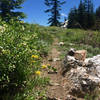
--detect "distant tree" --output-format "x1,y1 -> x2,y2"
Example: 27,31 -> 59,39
67,9 -> 74,28
0,0 -> 26,21
68,0 -> 95,29
44,0 -> 65,26
67,7 -> 80,28
78,0 -> 86,28
94,6 -> 100,30
96,6 -> 100,19
83,0 -> 95,28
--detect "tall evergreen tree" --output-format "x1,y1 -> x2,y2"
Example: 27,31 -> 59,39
67,7 -> 79,28
44,0 -> 65,26
68,0 -> 95,29
78,0 -> 86,28
67,8 -> 74,28
0,0 -> 26,21
94,6 -> 100,30
83,0 -> 95,28
96,6 -> 100,19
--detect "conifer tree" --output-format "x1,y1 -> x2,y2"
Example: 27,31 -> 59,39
67,7 -> 79,28
0,0 -> 26,21
96,6 -> 100,19
78,0 -> 86,28
83,0 -> 95,28
44,0 -> 65,26
68,0 -> 95,29
95,6 -> 100,29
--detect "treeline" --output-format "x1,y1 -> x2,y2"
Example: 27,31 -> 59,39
67,0 -> 100,30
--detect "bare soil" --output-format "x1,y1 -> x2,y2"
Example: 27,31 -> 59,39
43,38 -> 72,100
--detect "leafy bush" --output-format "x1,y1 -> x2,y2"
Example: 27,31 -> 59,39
0,19 -> 53,99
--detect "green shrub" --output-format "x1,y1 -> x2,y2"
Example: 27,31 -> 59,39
0,20 -> 53,99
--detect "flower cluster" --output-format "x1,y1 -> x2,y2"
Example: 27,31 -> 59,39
31,55 -> 39,59
32,60 -> 36,63
35,71 -> 41,75
31,54 -> 51,76
34,64 -> 51,76
41,65 -> 47,69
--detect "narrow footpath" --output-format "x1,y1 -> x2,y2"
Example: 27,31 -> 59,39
43,38 -> 71,100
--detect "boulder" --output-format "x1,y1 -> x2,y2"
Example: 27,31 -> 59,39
62,54 -> 100,98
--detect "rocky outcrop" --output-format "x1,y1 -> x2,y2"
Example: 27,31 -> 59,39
62,54 -> 100,98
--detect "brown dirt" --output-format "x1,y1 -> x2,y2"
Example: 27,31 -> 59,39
42,38 -> 85,100
42,38 -> 72,100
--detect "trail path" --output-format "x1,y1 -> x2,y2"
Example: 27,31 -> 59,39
43,38 -> 70,100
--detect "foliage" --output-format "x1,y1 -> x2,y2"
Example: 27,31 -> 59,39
68,0 -> 95,29
94,6 -> 100,30
67,7 -> 79,28
0,0 -> 26,21
96,6 -> 100,19
0,19 -> 53,100
44,0 -> 65,26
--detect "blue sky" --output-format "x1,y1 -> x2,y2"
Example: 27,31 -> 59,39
18,0 -> 100,26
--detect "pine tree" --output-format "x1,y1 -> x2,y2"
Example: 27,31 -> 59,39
67,7 -> 79,28
78,0 -> 86,28
0,0 -> 26,21
96,6 -> 100,19
83,0 -> 95,28
44,0 -> 65,26
67,8 -> 74,28
95,6 -> 100,30
68,0 -> 95,29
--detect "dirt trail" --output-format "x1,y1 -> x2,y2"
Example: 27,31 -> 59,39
43,38 -> 70,100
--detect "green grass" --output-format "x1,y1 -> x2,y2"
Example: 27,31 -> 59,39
54,28 -> 100,59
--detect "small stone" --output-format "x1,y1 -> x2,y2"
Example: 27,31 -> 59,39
49,81 -> 60,86
58,42 -> 64,46
82,80 -> 87,85
53,58 -> 60,61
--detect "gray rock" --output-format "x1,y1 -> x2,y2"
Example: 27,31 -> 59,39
62,54 -> 100,98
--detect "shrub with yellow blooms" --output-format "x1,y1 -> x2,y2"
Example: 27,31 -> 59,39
31,55 -> 39,59
0,19 -> 53,100
42,65 -> 47,69
32,60 -> 36,63
35,71 -> 41,76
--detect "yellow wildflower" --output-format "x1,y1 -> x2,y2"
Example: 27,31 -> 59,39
32,61 -> 36,63
35,71 -> 41,75
31,55 -> 39,59
42,65 -> 47,69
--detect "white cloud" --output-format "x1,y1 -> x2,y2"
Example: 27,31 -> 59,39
61,13 -> 68,17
